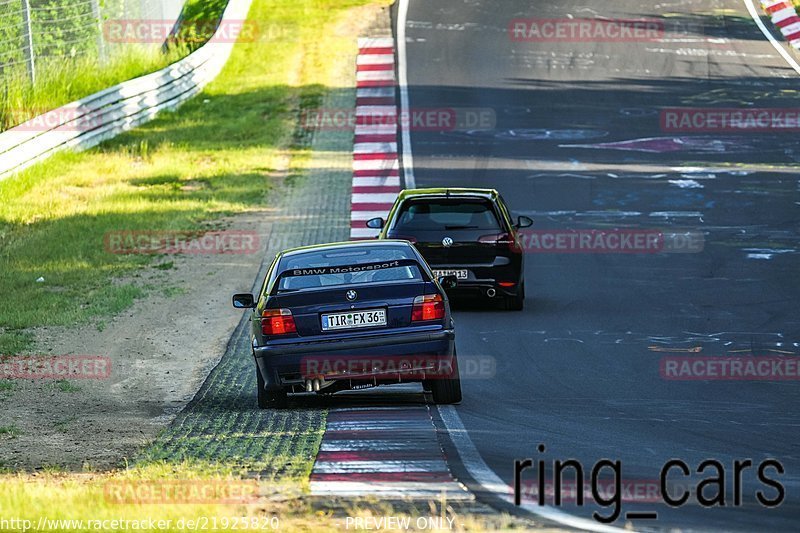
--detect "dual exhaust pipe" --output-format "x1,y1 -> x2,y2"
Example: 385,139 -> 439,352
305,378 -> 324,392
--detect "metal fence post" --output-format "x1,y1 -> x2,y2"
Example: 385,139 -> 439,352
91,0 -> 106,64
20,0 -> 35,84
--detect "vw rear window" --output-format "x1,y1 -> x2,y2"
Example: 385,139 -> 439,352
393,198 -> 501,231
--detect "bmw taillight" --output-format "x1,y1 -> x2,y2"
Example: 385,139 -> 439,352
479,232 -> 522,253
411,294 -> 445,322
261,308 -> 297,336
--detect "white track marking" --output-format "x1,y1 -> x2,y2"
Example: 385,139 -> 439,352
310,481 -> 471,499
354,142 -> 398,153
743,0 -> 800,74
352,192 -> 400,203
357,87 -> 396,98
357,54 -> 396,65
437,406 -> 632,532
313,460 -> 448,473
352,176 -> 401,187
357,70 -> 397,82
353,160 -> 399,172
355,123 -> 398,135
397,0 -> 416,189
358,37 -> 395,48
350,228 -> 382,238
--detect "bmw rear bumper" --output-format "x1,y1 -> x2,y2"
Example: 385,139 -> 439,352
254,327 -> 455,392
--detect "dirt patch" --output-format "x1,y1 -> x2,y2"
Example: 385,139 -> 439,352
0,2 -> 393,472
0,210 -> 274,470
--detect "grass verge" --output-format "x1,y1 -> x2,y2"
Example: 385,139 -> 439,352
0,468 -> 515,532
0,0 -> 230,131
0,0 -> 383,355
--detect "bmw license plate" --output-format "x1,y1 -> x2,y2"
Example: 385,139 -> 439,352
433,269 -> 468,280
322,309 -> 387,331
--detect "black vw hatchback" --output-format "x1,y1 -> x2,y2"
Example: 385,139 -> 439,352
233,240 -> 461,408
368,188 -> 532,310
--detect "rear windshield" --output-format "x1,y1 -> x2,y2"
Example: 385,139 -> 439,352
393,198 -> 501,231
276,246 -> 422,291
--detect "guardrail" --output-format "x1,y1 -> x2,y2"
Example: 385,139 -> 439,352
0,0 -> 253,182
761,0 -> 800,49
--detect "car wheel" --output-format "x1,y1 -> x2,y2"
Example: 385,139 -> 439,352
505,282 -> 525,311
257,368 -> 287,409
430,348 -> 462,404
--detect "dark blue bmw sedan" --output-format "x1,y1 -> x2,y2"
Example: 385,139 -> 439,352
232,240 -> 461,408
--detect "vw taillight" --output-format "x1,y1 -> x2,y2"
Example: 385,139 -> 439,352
261,308 -> 297,336
412,294 -> 445,322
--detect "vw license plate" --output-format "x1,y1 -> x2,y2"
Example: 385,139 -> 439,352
433,269 -> 468,280
322,309 -> 387,331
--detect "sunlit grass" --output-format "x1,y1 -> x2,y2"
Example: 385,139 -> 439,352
0,467 -> 508,533
0,0 -> 385,354
0,0 -> 230,131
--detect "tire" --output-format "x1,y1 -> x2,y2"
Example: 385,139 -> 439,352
430,349 -> 462,404
257,368 -> 287,409
505,282 -> 525,311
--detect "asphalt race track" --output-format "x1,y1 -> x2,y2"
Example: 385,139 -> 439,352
396,0 -> 800,530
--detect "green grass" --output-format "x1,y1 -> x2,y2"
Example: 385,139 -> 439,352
0,466 -> 509,533
0,330 -> 33,355
53,380 -> 82,393
0,0 -> 230,131
0,424 -> 21,438
0,0 -> 384,355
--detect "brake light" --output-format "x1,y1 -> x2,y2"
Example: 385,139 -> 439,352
498,281 -> 516,288
411,294 -> 445,321
261,308 -> 297,336
479,232 -> 522,253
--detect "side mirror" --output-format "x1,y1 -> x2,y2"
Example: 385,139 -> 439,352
366,217 -> 385,229
232,293 -> 256,309
438,275 -> 458,290
516,215 -> 533,229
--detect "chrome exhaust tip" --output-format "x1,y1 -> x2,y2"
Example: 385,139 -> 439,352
486,288 -> 496,298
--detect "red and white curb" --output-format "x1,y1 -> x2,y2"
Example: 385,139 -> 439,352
310,407 -> 471,499
310,36 -> 469,503
762,0 -> 800,49
351,37 -> 402,240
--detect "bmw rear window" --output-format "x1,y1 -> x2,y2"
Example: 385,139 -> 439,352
392,198 -> 501,231
276,246 -> 423,291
